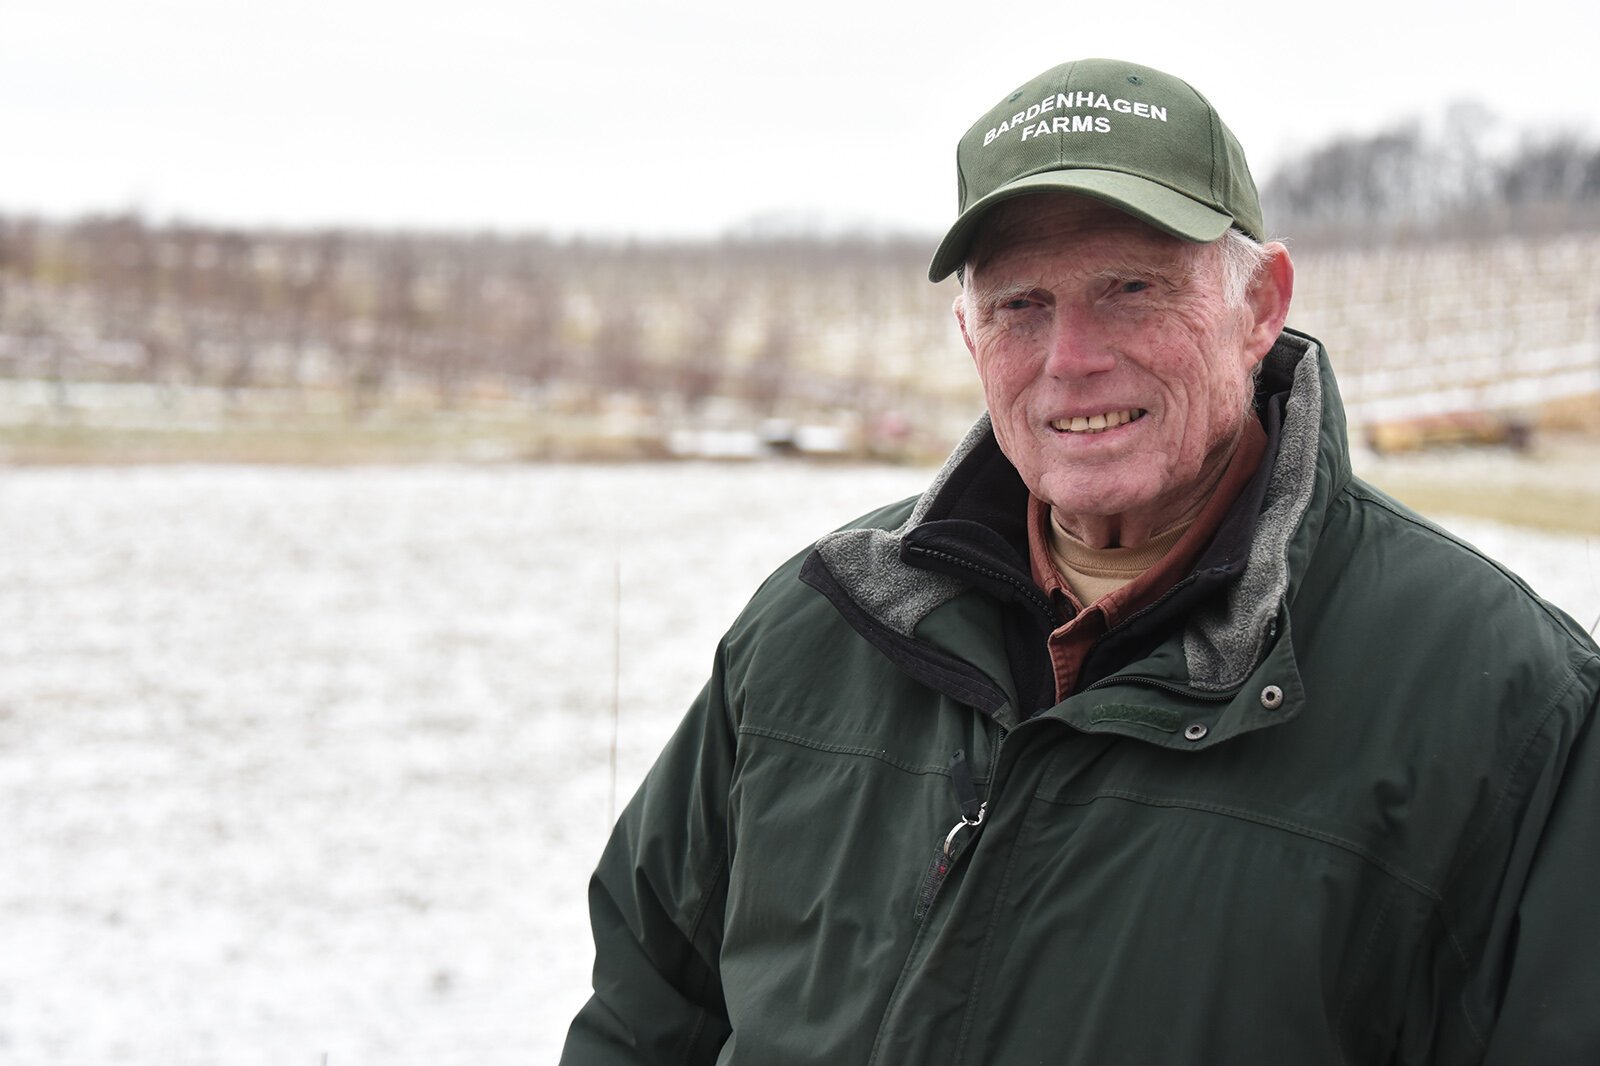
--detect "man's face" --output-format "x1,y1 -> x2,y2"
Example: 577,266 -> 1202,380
955,194 -> 1274,544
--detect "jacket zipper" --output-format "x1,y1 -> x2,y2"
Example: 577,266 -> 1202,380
913,735 -> 1006,923
906,545 -> 1061,631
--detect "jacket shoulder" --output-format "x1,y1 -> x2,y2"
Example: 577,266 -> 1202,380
1335,476 -> 1598,652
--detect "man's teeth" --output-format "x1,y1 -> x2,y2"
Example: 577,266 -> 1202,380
1051,409 -> 1142,434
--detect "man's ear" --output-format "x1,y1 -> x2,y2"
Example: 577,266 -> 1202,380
1243,243 -> 1295,363
953,292 -> 978,362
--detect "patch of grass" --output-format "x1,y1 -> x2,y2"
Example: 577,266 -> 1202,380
1364,474 -> 1600,536
0,414 -> 669,465
0,422 -> 498,465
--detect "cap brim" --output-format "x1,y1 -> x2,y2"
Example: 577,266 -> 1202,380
927,169 -> 1235,282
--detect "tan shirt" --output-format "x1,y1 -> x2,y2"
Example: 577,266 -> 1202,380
1048,517 -> 1191,607
1027,417 -> 1269,702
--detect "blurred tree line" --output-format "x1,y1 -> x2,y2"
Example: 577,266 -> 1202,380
0,219 -> 961,426
1262,105 -> 1600,241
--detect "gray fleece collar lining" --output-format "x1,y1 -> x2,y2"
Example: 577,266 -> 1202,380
1183,332 -> 1323,690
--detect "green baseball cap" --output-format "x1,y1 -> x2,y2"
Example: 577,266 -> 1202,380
928,58 -> 1264,282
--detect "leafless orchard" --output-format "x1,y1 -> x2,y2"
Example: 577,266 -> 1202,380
2,117 -> 1597,457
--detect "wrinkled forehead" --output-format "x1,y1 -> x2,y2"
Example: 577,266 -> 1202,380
966,192 -> 1200,280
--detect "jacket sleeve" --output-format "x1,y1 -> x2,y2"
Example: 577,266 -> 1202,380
1471,656 -> 1600,1064
559,641 -> 736,1066
1433,646 -> 1600,1062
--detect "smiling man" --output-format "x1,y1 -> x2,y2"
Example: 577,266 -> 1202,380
562,59 -> 1600,1065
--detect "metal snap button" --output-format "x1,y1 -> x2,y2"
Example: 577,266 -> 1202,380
1183,723 -> 1208,741
1260,685 -> 1284,710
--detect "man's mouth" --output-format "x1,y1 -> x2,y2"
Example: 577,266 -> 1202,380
1049,409 -> 1145,435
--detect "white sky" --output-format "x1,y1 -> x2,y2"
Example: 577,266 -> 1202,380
5,0 -> 1598,238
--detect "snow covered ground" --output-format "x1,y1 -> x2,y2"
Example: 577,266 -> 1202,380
2,462 -> 1596,1065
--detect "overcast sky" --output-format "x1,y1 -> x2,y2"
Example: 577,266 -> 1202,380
5,0 -> 1597,238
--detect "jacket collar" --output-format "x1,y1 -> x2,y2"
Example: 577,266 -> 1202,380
808,328 -> 1345,727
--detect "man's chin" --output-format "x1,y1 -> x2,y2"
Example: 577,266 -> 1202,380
1033,475 -> 1158,525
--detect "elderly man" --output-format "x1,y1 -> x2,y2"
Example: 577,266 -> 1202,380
561,59 -> 1600,1064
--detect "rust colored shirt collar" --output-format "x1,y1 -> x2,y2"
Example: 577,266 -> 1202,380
1026,415 -> 1270,703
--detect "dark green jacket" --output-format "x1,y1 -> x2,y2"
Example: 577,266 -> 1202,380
561,330 -> 1600,1065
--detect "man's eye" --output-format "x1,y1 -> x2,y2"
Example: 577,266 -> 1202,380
1118,280 -> 1150,294
1001,298 -> 1033,310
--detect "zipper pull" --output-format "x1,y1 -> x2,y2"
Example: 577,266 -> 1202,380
944,748 -> 987,857
916,749 -> 988,922
942,803 -> 987,857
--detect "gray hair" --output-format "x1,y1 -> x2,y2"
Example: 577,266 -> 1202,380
1215,228 -> 1273,310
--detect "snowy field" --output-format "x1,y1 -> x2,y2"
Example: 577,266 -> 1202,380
3,462 -> 1598,1065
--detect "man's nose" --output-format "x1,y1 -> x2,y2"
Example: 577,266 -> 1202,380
1042,308 -> 1117,378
